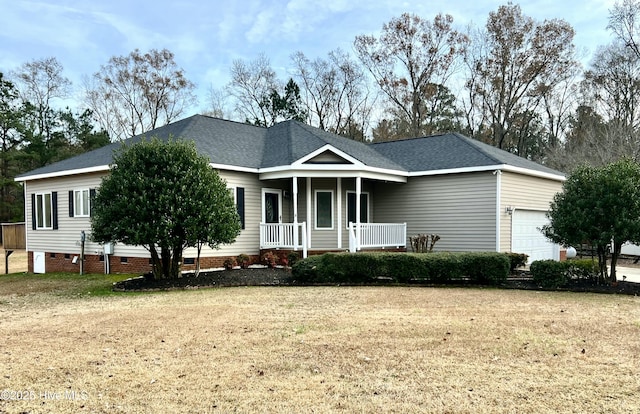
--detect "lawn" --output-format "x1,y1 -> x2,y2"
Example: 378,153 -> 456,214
0,273 -> 639,413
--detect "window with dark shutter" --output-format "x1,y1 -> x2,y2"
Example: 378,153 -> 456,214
236,187 -> 245,230
69,190 -> 74,217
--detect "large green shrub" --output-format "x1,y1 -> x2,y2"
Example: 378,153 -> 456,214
291,252 -> 509,285
530,260 -> 570,288
461,253 -> 510,284
566,259 -> 599,282
530,259 -> 601,288
505,253 -> 529,272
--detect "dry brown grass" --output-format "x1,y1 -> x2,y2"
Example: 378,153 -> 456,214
0,247 -> 27,274
0,281 -> 639,413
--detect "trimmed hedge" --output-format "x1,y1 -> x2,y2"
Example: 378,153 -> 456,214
530,258 -> 599,288
290,252 -> 509,285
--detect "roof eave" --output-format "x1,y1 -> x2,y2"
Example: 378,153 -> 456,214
15,165 -> 111,182
408,164 -> 566,181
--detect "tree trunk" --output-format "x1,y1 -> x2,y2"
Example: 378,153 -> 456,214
610,241 -> 622,284
597,244 -> 608,285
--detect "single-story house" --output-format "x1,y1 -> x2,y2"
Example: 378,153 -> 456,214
15,115 -> 565,274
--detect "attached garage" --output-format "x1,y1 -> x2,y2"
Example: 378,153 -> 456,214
511,209 -> 559,264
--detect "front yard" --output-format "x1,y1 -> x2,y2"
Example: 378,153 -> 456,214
0,273 -> 639,413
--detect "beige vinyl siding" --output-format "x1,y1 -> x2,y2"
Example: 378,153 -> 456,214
308,178 -> 338,249
499,172 -> 563,253
374,172 -> 497,252
25,169 -> 264,259
25,172 -> 122,256
184,170 -> 263,258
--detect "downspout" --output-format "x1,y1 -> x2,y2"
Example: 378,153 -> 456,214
493,170 -> 502,252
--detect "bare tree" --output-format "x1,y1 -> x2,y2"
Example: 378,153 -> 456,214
202,85 -> 231,119
464,4 -> 579,158
227,54 -> 279,126
354,13 -> 468,139
609,0 -> 640,58
584,43 -> 640,130
292,49 -> 376,140
84,48 -> 196,140
12,57 -> 71,144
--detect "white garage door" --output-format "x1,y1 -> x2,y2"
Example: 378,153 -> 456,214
512,210 -> 559,264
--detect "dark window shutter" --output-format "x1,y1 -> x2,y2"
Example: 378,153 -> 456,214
52,192 -> 58,230
69,190 -> 74,217
31,193 -> 36,230
236,187 -> 245,230
89,188 -> 96,217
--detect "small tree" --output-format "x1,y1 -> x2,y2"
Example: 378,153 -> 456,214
543,159 -> 640,283
91,138 -> 241,279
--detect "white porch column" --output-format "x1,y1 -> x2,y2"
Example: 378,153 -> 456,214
306,177 -> 312,249
356,176 -> 361,251
293,176 -> 298,250
494,170 -> 502,252
337,177 -> 342,249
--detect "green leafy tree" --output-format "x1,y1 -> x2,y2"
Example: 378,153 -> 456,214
91,138 -> 241,279
254,78 -> 307,126
0,72 -> 25,222
543,159 -> 640,283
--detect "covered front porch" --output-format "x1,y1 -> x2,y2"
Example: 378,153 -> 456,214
257,175 -> 407,258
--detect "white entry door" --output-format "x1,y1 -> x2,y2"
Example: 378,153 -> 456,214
33,251 -> 45,273
512,210 -> 559,264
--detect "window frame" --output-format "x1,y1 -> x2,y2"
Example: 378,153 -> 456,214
346,191 -> 370,228
314,189 -> 334,230
35,192 -> 53,230
73,189 -> 91,217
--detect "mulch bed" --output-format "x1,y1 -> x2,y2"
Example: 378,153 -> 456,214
112,267 -> 640,295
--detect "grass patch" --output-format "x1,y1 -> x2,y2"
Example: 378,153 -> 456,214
0,276 -> 639,412
0,272 -> 137,298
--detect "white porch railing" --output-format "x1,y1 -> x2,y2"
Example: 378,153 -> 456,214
349,222 -> 407,252
260,222 -> 308,258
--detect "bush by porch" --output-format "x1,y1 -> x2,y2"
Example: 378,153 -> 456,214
291,251 -> 510,285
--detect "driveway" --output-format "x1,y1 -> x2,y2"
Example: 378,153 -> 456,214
616,266 -> 640,283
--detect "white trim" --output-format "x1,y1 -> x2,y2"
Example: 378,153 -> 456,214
306,177 -> 312,248
292,144 -> 363,167
337,178 -> 342,249
494,170 -> 502,252
15,165 -> 110,182
260,168 -> 407,183
73,189 -> 91,218
408,164 -> 565,182
209,163 -> 259,174
35,192 -> 53,230
314,189 -> 334,230
261,188 -> 282,224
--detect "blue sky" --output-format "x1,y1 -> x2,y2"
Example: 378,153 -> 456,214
1,0 -> 618,114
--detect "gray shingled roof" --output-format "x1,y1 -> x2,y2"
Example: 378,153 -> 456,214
16,115 -> 564,180
370,132 -> 564,176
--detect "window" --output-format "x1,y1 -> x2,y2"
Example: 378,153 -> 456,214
69,189 -> 94,217
347,192 -> 369,227
35,193 -> 53,229
315,190 -> 333,230
74,189 -> 90,217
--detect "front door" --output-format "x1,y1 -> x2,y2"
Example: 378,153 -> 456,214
262,189 -> 282,245
263,189 -> 282,224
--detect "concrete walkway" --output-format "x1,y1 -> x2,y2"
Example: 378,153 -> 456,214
616,267 -> 640,283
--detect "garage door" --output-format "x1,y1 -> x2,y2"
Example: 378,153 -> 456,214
512,210 -> 559,264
